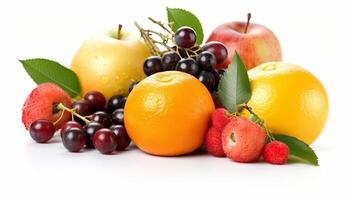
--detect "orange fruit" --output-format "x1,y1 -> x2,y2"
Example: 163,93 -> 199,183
124,71 -> 215,156
246,62 -> 329,144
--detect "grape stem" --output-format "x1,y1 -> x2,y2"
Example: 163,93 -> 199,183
134,18 -> 198,59
135,21 -> 163,56
148,17 -> 174,34
56,103 -> 91,124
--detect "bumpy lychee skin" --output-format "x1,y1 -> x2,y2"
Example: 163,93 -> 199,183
22,83 -> 72,130
205,127 -> 226,157
222,118 -> 266,163
211,108 -> 231,131
263,141 -> 289,165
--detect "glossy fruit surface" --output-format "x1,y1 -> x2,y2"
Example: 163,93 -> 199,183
110,125 -> 131,151
72,100 -> 93,123
125,71 -> 215,156
143,56 -> 162,76
60,121 -> 83,138
196,51 -> 216,70
84,91 -> 106,111
29,119 -> 55,143
174,27 -> 197,48
175,58 -> 199,76
107,95 -> 126,113
93,128 -> 118,154
246,62 -> 329,144
91,111 -> 111,128
197,71 -> 216,92
84,122 -> 104,148
162,52 -> 180,71
201,41 -> 228,66
62,127 -> 86,152
111,109 -> 124,125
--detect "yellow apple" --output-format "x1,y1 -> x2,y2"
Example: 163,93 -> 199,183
71,27 -> 150,100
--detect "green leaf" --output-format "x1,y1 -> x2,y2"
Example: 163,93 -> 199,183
217,51 -> 251,112
19,58 -> 81,97
167,7 -> 204,44
273,134 -> 319,166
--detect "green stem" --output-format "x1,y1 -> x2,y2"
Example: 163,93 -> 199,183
241,104 -> 275,141
56,103 -> 90,124
134,21 -> 161,56
148,17 -> 174,34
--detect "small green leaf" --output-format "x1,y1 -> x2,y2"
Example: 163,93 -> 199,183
217,51 -> 251,112
273,134 -> 319,166
167,7 -> 204,44
19,58 -> 81,97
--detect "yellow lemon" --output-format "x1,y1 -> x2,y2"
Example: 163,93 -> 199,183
247,62 -> 328,144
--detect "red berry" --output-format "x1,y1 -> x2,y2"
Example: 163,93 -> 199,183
110,125 -> 131,151
263,141 -> 289,165
62,127 -> 86,152
91,111 -> 111,128
93,128 -> 118,154
84,122 -> 104,148
72,100 -> 93,121
222,118 -> 266,163
60,121 -> 83,138
84,91 -> 106,111
22,83 -> 72,130
204,127 -> 225,157
29,119 -> 55,143
211,108 -> 231,131
201,41 -> 228,66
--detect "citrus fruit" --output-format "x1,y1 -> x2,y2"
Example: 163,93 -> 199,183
71,29 -> 150,100
246,62 -> 329,144
124,71 -> 215,156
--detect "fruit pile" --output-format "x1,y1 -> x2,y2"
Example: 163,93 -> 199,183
19,7 -> 328,166
206,108 -> 288,164
141,26 -> 228,92
23,83 -> 131,154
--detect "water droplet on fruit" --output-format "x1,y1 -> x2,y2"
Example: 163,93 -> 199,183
262,64 -> 277,71
100,75 -> 109,84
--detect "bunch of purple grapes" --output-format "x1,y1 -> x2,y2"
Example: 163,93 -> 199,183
143,26 -> 228,92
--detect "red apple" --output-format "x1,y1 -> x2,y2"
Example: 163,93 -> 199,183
207,13 -> 282,70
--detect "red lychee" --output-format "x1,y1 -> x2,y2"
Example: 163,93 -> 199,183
22,83 -> 72,130
222,118 -> 266,163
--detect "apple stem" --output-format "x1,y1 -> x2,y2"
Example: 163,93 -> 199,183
244,13 -> 252,34
117,24 -> 123,40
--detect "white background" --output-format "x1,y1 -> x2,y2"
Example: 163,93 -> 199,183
1,0 -> 349,199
